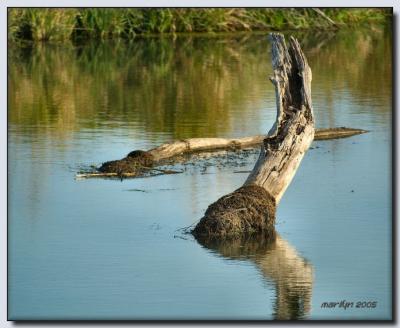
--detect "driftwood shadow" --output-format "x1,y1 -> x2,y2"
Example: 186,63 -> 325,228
195,232 -> 314,320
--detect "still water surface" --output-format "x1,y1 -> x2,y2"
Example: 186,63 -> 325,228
8,27 -> 392,320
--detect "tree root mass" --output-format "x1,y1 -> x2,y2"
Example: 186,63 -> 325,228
192,185 -> 276,237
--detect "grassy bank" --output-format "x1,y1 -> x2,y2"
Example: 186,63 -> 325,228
8,8 -> 391,42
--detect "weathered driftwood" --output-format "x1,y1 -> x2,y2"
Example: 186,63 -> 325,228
138,127 -> 365,159
85,127 -> 366,178
192,33 -> 314,237
195,232 -> 313,320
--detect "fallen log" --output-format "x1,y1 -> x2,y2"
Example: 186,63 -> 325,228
192,33 -> 314,237
88,127 -> 366,178
136,127 -> 365,159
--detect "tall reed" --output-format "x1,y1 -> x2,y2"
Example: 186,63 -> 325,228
8,8 -> 391,42
8,8 -> 78,41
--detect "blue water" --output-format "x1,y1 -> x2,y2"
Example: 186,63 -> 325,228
8,27 -> 392,320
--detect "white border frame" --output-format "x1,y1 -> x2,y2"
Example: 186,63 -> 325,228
1,3 -> 398,327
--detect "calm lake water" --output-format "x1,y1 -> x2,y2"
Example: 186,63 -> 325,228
8,26 -> 392,320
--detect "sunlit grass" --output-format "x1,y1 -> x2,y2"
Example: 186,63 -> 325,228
8,8 -> 78,42
8,8 -> 391,42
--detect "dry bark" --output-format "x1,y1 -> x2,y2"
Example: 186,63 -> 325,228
136,128 -> 365,161
193,33 -> 315,237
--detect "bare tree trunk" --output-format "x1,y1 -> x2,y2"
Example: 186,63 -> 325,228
243,33 -> 314,204
192,33 -> 314,237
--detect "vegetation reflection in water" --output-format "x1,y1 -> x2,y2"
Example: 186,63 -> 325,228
8,25 -> 391,142
195,232 -> 313,320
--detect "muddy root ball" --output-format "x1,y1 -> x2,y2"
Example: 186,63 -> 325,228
192,185 -> 276,237
98,150 -> 154,174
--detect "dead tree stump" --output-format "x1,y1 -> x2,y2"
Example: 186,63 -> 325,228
192,33 -> 315,237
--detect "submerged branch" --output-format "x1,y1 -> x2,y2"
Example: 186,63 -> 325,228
313,127 -> 367,140
76,167 -> 183,180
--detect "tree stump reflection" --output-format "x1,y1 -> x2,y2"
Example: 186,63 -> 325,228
195,232 -> 314,320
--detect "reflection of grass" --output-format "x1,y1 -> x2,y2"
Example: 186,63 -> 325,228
305,25 -> 392,109
8,8 -> 391,42
8,35 -> 270,139
8,27 -> 391,140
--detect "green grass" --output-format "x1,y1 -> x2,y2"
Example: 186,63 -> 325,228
8,8 -> 392,42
